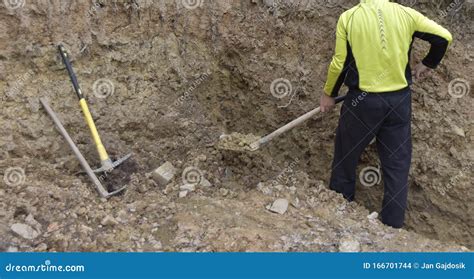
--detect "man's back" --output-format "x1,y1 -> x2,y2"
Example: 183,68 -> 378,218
324,0 -> 452,96
321,0 -> 453,229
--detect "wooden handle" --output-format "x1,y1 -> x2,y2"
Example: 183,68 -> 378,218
257,95 -> 346,147
40,97 -> 110,198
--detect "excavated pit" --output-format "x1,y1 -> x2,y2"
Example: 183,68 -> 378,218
0,0 -> 472,252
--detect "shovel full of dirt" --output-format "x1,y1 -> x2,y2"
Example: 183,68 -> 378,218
217,95 -> 346,152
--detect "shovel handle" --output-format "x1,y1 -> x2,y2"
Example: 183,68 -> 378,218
256,95 -> 346,147
57,44 -> 111,164
58,44 -> 84,100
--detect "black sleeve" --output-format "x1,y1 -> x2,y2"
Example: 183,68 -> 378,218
413,31 -> 450,69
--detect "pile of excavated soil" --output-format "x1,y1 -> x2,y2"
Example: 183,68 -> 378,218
216,132 -> 260,151
0,0 -> 472,252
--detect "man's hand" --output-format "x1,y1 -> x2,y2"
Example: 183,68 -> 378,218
412,62 -> 431,81
320,94 -> 336,113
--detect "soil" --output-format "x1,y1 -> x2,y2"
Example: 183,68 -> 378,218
0,0 -> 472,252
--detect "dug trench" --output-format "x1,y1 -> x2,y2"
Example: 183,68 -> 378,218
0,0 -> 472,251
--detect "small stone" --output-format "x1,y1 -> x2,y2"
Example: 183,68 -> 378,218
11,223 -> 40,239
25,214 -> 41,231
196,154 -> 207,162
137,183 -> 148,193
101,215 -> 119,226
291,197 -> 300,208
36,243 -> 48,251
179,191 -> 188,198
367,212 -> 379,220
7,246 -> 18,252
220,188 -> 229,196
199,177 -> 212,187
452,125 -> 465,137
46,222 -> 59,233
268,199 -> 289,215
152,162 -> 177,186
339,238 -> 361,252
77,207 -> 87,216
180,184 -> 196,192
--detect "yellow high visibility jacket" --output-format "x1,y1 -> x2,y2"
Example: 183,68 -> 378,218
324,0 -> 452,96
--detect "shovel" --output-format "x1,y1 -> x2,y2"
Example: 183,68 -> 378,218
58,44 -> 131,173
248,95 -> 346,151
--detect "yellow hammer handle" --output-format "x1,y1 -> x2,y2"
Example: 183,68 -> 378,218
79,99 -> 110,162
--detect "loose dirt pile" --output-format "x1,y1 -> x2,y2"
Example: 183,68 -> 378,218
216,132 -> 260,151
0,0 -> 472,252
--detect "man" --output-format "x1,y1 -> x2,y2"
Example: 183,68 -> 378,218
321,0 -> 452,228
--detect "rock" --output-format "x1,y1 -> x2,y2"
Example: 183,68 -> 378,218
179,190 -> 188,198
199,177 -> 212,187
36,243 -> 48,251
101,215 -> 119,226
451,125 -> 465,137
11,223 -> 40,239
268,199 -> 289,215
219,188 -> 229,196
180,184 -> 196,192
46,222 -> 59,233
291,197 -> 300,208
339,238 -> 361,252
77,207 -> 87,216
7,246 -> 18,252
367,212 -> 379,220
25,214 -> 41,231
137,183 -> 148,193
196,154 -> 207,162
152,162 -> 177,186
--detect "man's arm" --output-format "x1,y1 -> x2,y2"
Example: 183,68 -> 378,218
321,14 -> 349,112
323,14 -> 349,97
406,7 -> 453,69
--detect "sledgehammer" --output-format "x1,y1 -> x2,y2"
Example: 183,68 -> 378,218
249,95 -> 346,151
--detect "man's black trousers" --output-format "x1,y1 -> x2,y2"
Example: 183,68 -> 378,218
329,89 -> 412,228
